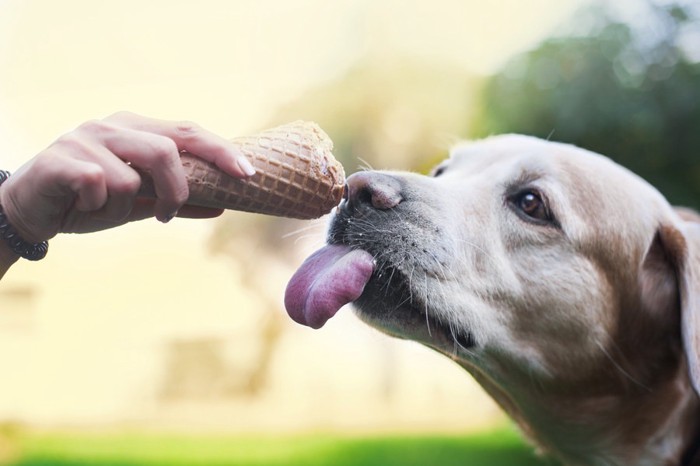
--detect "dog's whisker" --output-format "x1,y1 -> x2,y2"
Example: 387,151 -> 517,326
424,275 -> 432,338
292,233 -> 327,245
389,296 -> 413,318
407,264 -> 416,305
456,238 -> 501,271
382,266 -> 398,297
448,321 -> 472,353
356,157 -> 375,172
427,251 -> 457,283
281,221 -> 325,239
595,341 -> 651,392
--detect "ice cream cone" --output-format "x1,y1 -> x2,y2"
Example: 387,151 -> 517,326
138,121 -> 345,219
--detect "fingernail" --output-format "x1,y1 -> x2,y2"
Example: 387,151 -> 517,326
161,211 -> 178,223
239,157 -> 256,177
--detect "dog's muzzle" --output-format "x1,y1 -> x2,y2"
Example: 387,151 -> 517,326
284,171 -> 407,328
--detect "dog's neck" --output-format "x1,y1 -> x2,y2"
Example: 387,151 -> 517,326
461,358 -> 700,466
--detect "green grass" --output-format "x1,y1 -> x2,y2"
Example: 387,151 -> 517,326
2,426 -> 559,466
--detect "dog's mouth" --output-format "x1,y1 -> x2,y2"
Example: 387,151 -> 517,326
352,262 -> 476,349
284,226 -> 475,350
284,243 -> 375,329
285,179 -> 476,350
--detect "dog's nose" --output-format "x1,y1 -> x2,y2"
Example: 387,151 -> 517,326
344,172 -> 403,210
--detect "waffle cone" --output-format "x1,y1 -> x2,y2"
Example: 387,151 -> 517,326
139,121 -> 345,219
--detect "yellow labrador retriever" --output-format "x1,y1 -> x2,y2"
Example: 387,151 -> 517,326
285,135 -> 700,466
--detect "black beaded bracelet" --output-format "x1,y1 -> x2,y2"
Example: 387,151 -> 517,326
0,170 -> 49,261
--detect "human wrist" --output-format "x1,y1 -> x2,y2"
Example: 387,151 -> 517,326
0,171 -> 49,261
0,233 -> 20,280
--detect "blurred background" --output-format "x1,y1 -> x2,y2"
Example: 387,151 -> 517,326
0,0 -> 698,464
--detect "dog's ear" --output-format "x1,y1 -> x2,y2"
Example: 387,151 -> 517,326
641,219 -> 700,395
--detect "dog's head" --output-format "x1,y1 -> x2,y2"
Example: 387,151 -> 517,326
285,134 -> 700,463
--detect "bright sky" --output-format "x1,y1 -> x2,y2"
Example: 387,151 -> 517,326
0,0 -> 586,427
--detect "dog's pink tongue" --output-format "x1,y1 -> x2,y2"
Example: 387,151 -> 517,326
285,245 -> 374,329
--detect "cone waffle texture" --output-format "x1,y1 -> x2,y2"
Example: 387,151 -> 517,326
141,121 -> 345,219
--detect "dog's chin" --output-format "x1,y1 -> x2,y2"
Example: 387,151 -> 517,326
326,200 -> 475,352
350,264 -> 476,352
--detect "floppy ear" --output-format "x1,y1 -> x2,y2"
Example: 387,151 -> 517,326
645,220 -> 700,395
676,222 -> 700,396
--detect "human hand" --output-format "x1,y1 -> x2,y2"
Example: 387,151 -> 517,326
0,111 -> 255,243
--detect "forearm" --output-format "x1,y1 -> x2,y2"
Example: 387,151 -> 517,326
0,239 -> 19,280
0,179 -> 20,279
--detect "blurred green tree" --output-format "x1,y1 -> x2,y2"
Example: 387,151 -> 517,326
473,0 -> 700,208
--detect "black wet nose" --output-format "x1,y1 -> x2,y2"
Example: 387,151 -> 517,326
344,172 -> 403,210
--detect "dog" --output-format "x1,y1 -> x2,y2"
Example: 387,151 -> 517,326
285,134 -> 700,466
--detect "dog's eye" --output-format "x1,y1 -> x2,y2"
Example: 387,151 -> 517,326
513,190 -> 552,223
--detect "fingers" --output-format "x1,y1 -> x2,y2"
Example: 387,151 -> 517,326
51,125 -> 166,221
8,112 -> 244,240
65,114 -> 248,223
0,154 -> 111,242
59,139 -> 142,220
98,126 -> 188,222
57,158 -> 109,213
127,199 -> 224,223
104,111 -> 256,178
